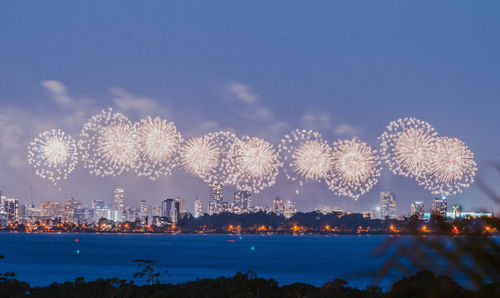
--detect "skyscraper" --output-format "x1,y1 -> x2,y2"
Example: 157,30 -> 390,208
380,192 -> 397,219
283,201 -> 297,219
431,197 -> 448,217
139,200 -> 148,225
209,184 -> 223,215
411,201 -> 425,219
162,199 -> 174,218
162,198 -> 184,223
114,189 -> 125,222
4,198 -> 19,222
233,191 -> 252,214
272,198 -> 285,215
194,199 -> 203,218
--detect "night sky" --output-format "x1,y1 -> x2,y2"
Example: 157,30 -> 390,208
0,1 -> 499,215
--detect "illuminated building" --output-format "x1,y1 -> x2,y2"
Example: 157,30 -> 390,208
380,192 -> 397,219
63,198 -> 82,222
41,201 -> 63,219
194,199 -> 203,218
272,198 -> 285,215
411,201 -> 425,219
423,211 -> 492,220
208,184 -> 223,215
233,191 -> 251,214
315,205 -> 343,215
162,198 -> 184,223
139,200 -> 148,225
283,200 -> 297,219
4,198 -> 20,222
92,200 -> 105,210
113,189 -> 125,222
431,197 -> 447,217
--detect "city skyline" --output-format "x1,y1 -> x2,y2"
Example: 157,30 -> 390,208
0,2 -> 499,215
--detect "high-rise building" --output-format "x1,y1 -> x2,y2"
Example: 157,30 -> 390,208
380,192 -> 397,219
411,201 -> 425,219
41,201 -> 63,219
162,198 -> 184,223
272,198 -> 285,215
139,200 -> 148,225
162,199 -> 174,218
64,198 -> 82,222
209,184 -> 223,215
114,189 -> 125,222
431,197 -> 447,217
283,201 -> 297,219
4,198 -> 19,222
233,191 -> 252,214
92,200 -> 105,210
194,199 -> 203,218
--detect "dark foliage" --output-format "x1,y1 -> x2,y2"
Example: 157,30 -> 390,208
0,270 -> 497,298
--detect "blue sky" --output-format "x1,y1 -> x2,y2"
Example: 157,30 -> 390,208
0,1 -> 499,215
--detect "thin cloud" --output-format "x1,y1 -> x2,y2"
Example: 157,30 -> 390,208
226,82 -> 274,122
301,109 -> 360,137
110,87 -> 160,117
40,80 -> 73,106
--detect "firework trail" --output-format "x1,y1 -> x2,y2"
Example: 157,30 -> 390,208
28,129 -> 78,184
230,136 -> 281,193
180,131 -> 238,187
278,129 -> 332,194
135,116 -> 183,180
420,137 -> 477,196
78,108 -> 138,176
379,117 -> 438,180
326,138 -> 381,200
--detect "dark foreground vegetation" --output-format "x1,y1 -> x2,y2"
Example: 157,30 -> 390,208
0,270 -> 499,298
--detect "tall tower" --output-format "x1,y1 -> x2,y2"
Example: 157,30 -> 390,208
114,189 -> 125,222
209,184 -> 223,215
431,197 -> 447,217
234,191 -> 252,214
411,201 -> 425,219
194,199 -> 203,218
380,192 -> 397,219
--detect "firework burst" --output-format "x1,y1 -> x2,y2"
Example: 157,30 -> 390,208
326,138 -> 381,200
180,131 -> 238,186
379,117 -> 438,180
28,129 -> 78,184
278,129 -> 332,193
79,108 -> 138,176
230,136 -> 281,193
135,116 -> 183,180
420,137 -> 477,196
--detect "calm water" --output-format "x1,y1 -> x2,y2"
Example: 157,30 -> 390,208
0,233 -> 413,288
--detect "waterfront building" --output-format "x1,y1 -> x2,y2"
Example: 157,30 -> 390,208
41,201 -> 63,219
194,199 -> 203,218
113,189 -> 125,222
380,192 -> 397,219
272,198 -> 285,215
411,201 -> 425,219
63,198 -> 82,222
431,197 -> 447,217
283,201 -> 297,219
361,211 -> 372,219
92,200 -> 105,210
139,200 -> 148,225
316,205 -> 343,215
3,198 -> 20,222
208,184 -> 223,215
233,191 -> 252,214
162,198 -> 184,223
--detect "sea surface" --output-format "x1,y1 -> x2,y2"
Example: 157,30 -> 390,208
0,233 -> 450,289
